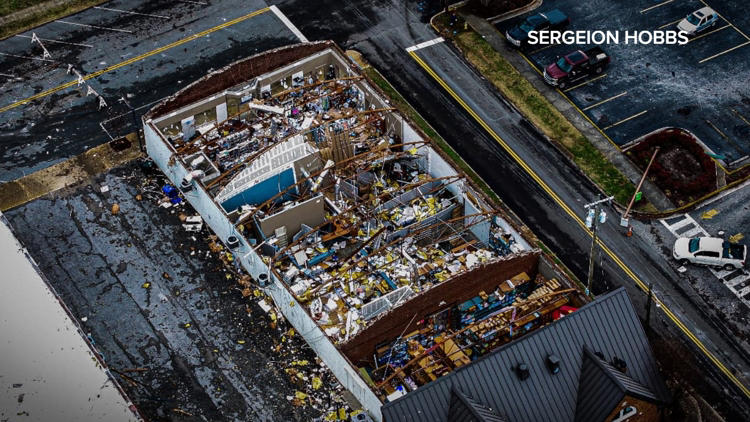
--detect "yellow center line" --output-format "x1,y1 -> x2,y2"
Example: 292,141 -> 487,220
407,49 -> 750,399
686,24 -> 731,43
564,73 -> 607,92
0,7 -> 271,115
699,40 -> 750,63
602,110 -> 648,130
582,91 -> 627,111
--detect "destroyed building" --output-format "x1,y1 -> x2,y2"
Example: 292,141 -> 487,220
142,41 -> 591,421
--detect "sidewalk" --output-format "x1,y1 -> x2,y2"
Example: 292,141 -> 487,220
0,134 -> 142,211
461,13 -> 674,211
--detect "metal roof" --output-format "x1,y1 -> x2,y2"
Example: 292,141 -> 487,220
381,288 -> 670,422
448,387 -> 507,422
575,347 -> 661,422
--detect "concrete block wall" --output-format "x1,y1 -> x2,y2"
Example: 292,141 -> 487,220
144,121 -> 384,421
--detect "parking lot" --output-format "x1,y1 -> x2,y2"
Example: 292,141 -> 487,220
0,0 -> 301,181
498,0 -> 750,169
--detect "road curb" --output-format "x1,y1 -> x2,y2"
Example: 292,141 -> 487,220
0,0 -> 108,41
487,0 -> 543,24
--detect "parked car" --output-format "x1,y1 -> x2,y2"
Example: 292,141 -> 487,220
673,237 -> 747,270
542,47 -> 610,89
677,7 -> 719,35
505,9 -> 570,48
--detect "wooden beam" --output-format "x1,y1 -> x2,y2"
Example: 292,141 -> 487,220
204,107 -> 395,190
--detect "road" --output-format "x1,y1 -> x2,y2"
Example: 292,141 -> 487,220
272,0 -> 750,417
0,0 -> 298,181
1,0 -> 748,419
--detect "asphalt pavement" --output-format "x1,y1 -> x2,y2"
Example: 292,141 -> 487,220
0,0 -> 299,181
4,161 -> 346,421
501,0 -> 750,167
274,0 -> 750,416
2,0 -> 749,419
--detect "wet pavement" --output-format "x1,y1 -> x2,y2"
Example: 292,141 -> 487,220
0,0 -> 299,181
650,180 -> 750,322
275,0 -> 750,416
2,0 -> 749,419
4,161 -> 352,421
500,0 -> 750,166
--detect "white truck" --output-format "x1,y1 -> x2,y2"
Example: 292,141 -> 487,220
673,237 -> 747,270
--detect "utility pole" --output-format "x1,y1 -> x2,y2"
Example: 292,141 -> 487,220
119,96 -> 143,151
584,195 -> 614,296
621,147 -> 660,233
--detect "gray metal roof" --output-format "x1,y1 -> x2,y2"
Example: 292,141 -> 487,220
381,288 -> 670,422
575,347 -> 660,422
448,387 -> 507,422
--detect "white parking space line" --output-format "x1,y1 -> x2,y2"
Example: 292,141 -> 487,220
698,178 -> 750,209
683,226 -> 709,238
732,108 -> 750,128
686,24 -> 731,43
699,40 -> 750,63
698,0 -> 750,40
657,18 -> 683,29
269,5 -> 308,42
55,20 -> 133,33
640,0 -> 673,14
14,34 -> 93,48
528,43 -> 558,54
0,52 -> 58,63
94,6 -> 170,20
659,214 -> 708,237
582,91 -> 627,111
726,274 -> 750,289
405,37 -> 445,52
602,110 -> 648,130
176,0 -> 209,5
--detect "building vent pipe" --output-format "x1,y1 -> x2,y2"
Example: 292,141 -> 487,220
258,273 -> 269,287
227,235 -> 240,249
180,178 -> 193,192
516,363 -> 530,380
546,355 -> 560,374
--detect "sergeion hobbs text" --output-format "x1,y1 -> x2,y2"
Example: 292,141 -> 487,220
527,30 -> 689,45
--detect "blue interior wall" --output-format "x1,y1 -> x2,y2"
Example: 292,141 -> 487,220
220,168 -> 297,212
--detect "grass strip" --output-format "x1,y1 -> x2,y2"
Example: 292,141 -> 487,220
1,0 -> 107,40
363,66 -> 501,204
440,17 -> 635,205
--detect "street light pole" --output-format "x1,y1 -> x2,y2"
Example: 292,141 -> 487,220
584,195 -> 614,296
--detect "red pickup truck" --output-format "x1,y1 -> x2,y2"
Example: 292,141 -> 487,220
543,47 -> 610,89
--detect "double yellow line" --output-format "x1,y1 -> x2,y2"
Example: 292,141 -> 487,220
408,49 -> 750,399
0,7 -> 270,115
